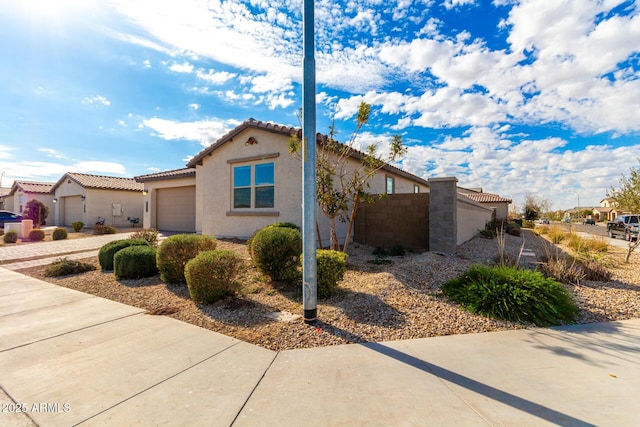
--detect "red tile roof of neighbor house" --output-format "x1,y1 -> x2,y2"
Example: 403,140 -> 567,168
134,168 -> 196,182
186,118 -> 430,186
9,181 -> 55,196
52,173 -> 143,192
461,191 -> 512,204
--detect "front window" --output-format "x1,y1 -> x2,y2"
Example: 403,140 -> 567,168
233,162 -> 274,209
414,184 -> 420,193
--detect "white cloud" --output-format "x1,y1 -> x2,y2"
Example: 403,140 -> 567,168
169,61 -> 194,73
195,69 -> 236,84
142,117 -> 234,147
82,95 -> 111,106
142,59 -> 151,68
443,0 -> 477,10
0,145 -> 14,160
0,160 -> 128,183
38,148 -> 65,159
189,103 -> 200,110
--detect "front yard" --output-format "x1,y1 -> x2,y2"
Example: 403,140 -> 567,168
17,231 -> 640,351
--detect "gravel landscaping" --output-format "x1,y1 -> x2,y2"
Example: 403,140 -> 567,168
17,230 -> 640,351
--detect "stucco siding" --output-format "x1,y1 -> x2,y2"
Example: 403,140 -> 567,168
457,196 -> 493,245
86,189 -> 143,227
198,128 -> 302,239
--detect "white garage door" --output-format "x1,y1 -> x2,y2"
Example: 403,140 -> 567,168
156,186 -> 196,232
63,196 -> 83,226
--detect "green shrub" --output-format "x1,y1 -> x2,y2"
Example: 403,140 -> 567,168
316,250 -> 348,298
247,222 -> 300,260
372,247 -> 388,256
98,239 -> 150,271
522,220 -> 536,229
52,228 -> 68,240
185,250 -> 245,303
93,225 -> 116,235
28,229 -> 45,241
3,231 -> 18,244
156,234 -> 217,284
44,258 -> 96,277
251,227 -> 302,281
506,226 -> 521,237
114,245 -> 158,279
388,244 -> 406,256
129,228 -> 159,247
442,264 -> 579,326
72,221 -> 84,232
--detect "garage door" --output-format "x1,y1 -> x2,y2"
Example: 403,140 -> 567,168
156,186 -> 196,232
63,196 -> 83,226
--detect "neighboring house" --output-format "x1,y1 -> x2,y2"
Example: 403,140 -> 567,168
51,173 -> 144,228
181,118 -> 430,245
0,187 -> 10,210
458,187 -> 512,220
135,168 -> 196,232
5,181 -> 55,221
595,197 -> 623,222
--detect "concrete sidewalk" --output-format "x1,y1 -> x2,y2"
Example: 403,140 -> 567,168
1,266 -> 639,426
0,233 -> 132,265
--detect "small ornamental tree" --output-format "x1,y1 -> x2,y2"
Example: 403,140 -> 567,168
23,199 -> 49,228
289,102 -> 406,251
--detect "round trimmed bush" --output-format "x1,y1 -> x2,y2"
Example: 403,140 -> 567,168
52,228 -> 68,240
3,230 -> 18,244
114,245 -> 158,279
156,234 -> 217,284
93,225 -> 117,235
442,265 -> 579,326
71,221 -> 84,232
98,239 -> 150,271
315,249 -> 348,298
247,222 -> 300,260
185,250 -> 245,303
251,226 -> 302,281
28,229 -> 45,241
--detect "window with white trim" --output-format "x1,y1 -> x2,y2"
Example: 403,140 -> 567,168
233,162 -> 275,209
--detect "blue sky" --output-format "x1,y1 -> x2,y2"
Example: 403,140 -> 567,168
1,0 -> 639,211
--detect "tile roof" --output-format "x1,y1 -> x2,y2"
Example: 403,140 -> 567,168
461,191 -> 512,204
134,168 -> 196,182
186,118 -> 430,186
52,173 -> 143,192
9,181 -> 55,196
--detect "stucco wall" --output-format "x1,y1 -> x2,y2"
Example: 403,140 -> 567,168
197,128 -> 427,242
54,180 -> 142,227
86,189 -> 143,227
10,192 -> 54,217
141,176 -> 196,230
9,191 -> 55,225
457,196 -> 493,245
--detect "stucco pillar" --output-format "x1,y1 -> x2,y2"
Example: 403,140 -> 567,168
428,177 -> 458,254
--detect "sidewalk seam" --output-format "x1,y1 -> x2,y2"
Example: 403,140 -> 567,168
0,384 -> 38,427
0,311 -> 145,353
229,351 -> 280,427
73,341 -> 244,426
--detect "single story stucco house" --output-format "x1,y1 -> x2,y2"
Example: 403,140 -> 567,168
136,118 -> 501,250
52,172 -> 144,228
4,181 -> 55,220
458,187 -> 512,221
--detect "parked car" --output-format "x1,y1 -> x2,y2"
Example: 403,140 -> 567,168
607,214 -> 640,241
583,218 -> 596,225
538,218 -> 550,224
0,210 -> 23,228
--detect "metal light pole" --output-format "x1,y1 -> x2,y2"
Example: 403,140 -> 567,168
302,0 -> 317,323
572,191 -> 580,222
571,190 -> 580,222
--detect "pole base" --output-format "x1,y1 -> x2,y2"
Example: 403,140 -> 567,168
303,309 -> 317,324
